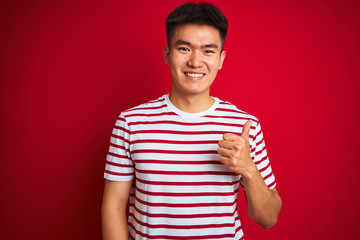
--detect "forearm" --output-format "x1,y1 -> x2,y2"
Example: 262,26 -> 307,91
102,180 -> 133,240
242,166 -> 282,229
102,204 -> 129,240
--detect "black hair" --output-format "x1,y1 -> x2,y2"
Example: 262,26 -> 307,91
166,2 -> 228,50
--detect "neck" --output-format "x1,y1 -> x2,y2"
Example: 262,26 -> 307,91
169,91 -> 214,113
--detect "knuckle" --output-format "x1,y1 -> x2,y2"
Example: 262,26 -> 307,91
230,152 -> 237,159
234,144 -> 241,151
229,158 -> 237,166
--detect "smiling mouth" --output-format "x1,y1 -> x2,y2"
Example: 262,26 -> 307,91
185,72 -> 205,77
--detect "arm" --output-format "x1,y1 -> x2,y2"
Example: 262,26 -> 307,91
242,167 -> 282,229
102,179 -> 133,240
218,120 -> 282,229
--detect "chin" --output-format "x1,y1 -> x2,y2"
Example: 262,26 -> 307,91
182,88 -> 209,96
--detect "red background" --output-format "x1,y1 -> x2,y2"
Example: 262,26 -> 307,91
1,0 -> 359,239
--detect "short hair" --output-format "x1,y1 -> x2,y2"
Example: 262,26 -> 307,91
166,2 -> 228,50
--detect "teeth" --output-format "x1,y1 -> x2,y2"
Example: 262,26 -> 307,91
186,73 -> 204,77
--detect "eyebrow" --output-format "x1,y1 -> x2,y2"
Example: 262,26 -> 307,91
175,40 -> 219,49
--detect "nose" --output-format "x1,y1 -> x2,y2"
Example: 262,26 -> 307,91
187,50 -> 203,68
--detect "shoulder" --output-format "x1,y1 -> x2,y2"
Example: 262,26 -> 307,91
215,97 -> 260,125
124,95 -> 166,112
118,95 -> 168,120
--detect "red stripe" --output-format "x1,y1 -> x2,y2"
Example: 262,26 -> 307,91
113,125 -> 130,134
132,204 -> 237,218
131,149 -> 218,155
109,143 -> 129,151
268,180 -> 276,188
255,138 -> 264,147
131,139 -> 219,145
135,186 -> 239,197
254,155 -> 267,165
254,127 -> 262,139
262,172 -> 273,181
148,98 -> 165,104
132,159 -> 221,165
135,168 -> 237,176
125,112 -> 177,118
131,129 -> 253,137
216,107 -> 247,114
111,134 -> 130,144
125,104 -> 167,112
235,225 -> 244,238
132,129 -> 224,135
129,212 -> 237,229
133,194 -> 238,208
255,146 -> 266,156
106,160 -> 133,168
258,162 -> 271,173
118,116 -> 126,122
136,177 -> 240,186
104,170 -> 133,176
204,114 -> 258,122
128,120 -> 247,128
219,101 -> 233,106
107,152 -> 129,159
128,221 -> 239,239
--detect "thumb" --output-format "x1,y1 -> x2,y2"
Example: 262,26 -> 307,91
241,120 -> 253,139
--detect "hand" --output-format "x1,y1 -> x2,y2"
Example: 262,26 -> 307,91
217,120 -> 256,175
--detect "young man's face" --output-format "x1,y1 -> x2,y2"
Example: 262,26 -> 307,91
164,23 -> 226,98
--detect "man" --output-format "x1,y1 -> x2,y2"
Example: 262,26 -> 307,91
102,2 -> 282,239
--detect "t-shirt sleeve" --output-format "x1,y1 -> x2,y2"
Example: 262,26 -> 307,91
104,112 -> 135,181
249,120 -> 276,189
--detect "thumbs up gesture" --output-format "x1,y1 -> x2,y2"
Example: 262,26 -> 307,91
217,120 -> 257,175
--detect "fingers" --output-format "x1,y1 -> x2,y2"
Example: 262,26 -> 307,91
218,139 -> 246,158
241,120 -> 253,139
218,155 -> 230,166
222,132 -> 240,141
217,146 -> 233,158
218,139 -> 234,150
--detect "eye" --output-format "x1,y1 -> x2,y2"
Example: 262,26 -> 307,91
204,50 -> 215,54
178,47 -> 190,52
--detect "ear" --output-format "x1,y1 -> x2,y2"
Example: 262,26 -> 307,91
218,50 -> 226,70
163,45 -> 170,65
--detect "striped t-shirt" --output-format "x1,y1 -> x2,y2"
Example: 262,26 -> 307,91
104,94 -> 276,240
